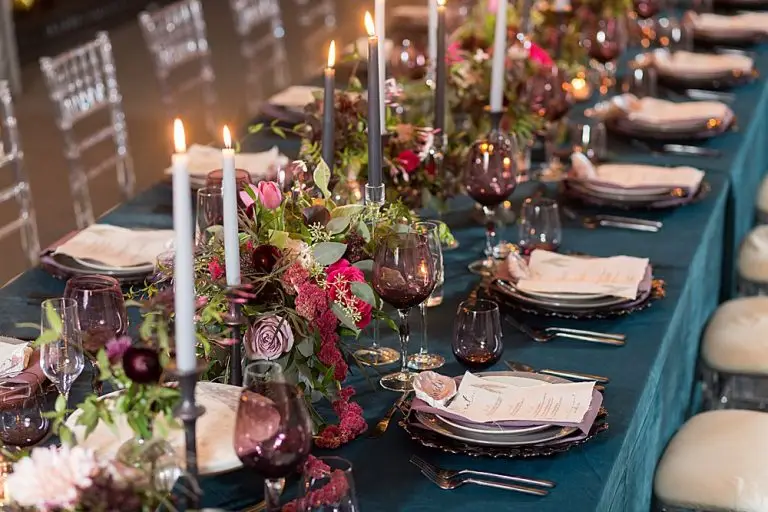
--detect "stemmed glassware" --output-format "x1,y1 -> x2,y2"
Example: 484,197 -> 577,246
584,16 -> 629,95
39,298 -> 85,405
518,198 -> 563,255
196,186 -> 224,246
372,232 -> 436,391
64,275 -> 128,356
571,121 -> 608,163
452,299 -> 504,370
234,361 -> 312,512
528,65 -> 574,180
0,382 -> 50,449
299,457 -> 359,512
407,222 -> 445,371
464,132 -> 518,275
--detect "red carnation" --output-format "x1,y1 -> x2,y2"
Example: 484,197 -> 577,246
208,257 -> 224,281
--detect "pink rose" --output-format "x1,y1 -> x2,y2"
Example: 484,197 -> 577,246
245,315 -> 294,360
446,41 -> 463,65
256,181 -> 282,210
529,43 -> 554,67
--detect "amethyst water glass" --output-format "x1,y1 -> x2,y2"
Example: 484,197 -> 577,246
584,16 -> 628,95
0,382 -> 50,449
64,275 -> 128,356
452,299 -> 503,370
465,132 -> 518,275
196,187 -> 224,246
234,361 -> 313,512
372,232 -> 436,391
299,457 -> 359,512
528,65 -> 574,180
518,198 -> 563,255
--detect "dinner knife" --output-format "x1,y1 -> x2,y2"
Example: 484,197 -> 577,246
595,215 -> 663,229
661,144 -> 721,158
684,89 -> 735,102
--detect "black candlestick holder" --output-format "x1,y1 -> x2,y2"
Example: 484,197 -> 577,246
224,300 -> 245,387
170,361 -> 206,511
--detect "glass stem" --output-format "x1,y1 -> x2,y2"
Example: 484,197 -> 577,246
264,478 -> 285,512
482,206 -> 496,262
397,308 -> 411,374
419,302 -> 428,356
371,319 -> 380,351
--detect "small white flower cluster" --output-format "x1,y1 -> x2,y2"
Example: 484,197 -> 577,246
329,274 -> 363,324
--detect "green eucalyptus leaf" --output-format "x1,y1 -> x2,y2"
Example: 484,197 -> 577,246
331,303 -> 360,334
33,330 -> 61,347
54,394 -> 67,413
326,216 -> 351,235
349,281 -> 376,307
297,337 -> 315,358
313,159 -> 332,199
44,301 -> 63,335
355,220 -> 371,242
330,204 -> 365,218
312,242 -> 347,266
59,426 -> 73,446
352,259 -> 373,272
269,230 -> 290,248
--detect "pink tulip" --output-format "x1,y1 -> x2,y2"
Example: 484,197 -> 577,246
257,181 -> 283,210
488,0 -> 498,12
529,43 -> 554,67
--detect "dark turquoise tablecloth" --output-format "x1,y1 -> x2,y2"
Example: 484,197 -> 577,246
4,41 -> 768,512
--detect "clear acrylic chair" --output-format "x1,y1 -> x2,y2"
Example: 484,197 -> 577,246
39,31 -> 134,230
138,0 -> 218,135
229,0 -> 290,116
291,0 -> 337,77
0,81 -> 39,267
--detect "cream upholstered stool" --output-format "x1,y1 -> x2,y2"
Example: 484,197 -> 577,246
701,296 -> 768,409
757,175 -> 768,225
654,410 -> 768,512
737,225 -> 768,295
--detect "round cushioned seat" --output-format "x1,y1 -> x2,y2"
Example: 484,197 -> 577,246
654,410 -> 768,512
757,176 -> 768,221
738,225 -> 768,284
702,296 -> 768,375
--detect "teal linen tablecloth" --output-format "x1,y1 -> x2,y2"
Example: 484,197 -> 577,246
4,43 -> 768,512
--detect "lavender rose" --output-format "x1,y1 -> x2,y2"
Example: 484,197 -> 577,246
245,315 -> 294,360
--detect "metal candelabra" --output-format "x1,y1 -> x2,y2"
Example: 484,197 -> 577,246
225,300 -> 245,387
173,362 -> 206,510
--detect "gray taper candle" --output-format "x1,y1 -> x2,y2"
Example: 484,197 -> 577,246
365,12 -> 383,188
322,41 -> 336,169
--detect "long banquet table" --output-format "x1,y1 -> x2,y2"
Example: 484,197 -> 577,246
2,13 -> 768,512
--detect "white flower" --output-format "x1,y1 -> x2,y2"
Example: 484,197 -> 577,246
507,44 -> 529,61
285,238 -> 313,268
7,445 -> 99,511
473,49 -> 490,63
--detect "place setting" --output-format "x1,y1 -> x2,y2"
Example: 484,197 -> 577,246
639,48 -> 758,91
686,10 -> 768,46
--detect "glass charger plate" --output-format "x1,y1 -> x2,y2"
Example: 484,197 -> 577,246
577,180 -> 674,197
562,180 -> 710,210
436,372 -> 570,436
606,115 -> 733,141
401,407 -> 609,459
40,252 -> 151,285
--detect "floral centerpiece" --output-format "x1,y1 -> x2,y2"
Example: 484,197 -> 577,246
138,164 -> 415,448
295,77 -> 463,212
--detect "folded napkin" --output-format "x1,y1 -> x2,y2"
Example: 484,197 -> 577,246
593,93 -> 733,130
163,144 -> 286,181
652,49 -> 754,78
514,250 -> 650,300
0,344 -> 46,411
0,336 -> 32,379
54,224 -> 174,268
570,152 -> 705,193
267,85 -> 321,110
410,372 -> 603,435
689,11 -> 768,35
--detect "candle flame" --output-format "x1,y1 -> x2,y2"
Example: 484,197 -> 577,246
437,0 -> 446,6
223,125 -> 232,149
173,118 -> 186,153
328,40 -> 336,68
364,12 -> 375,37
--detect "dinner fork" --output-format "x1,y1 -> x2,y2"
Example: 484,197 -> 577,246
505,317 -> 626,346
410,456 -> 555,488
417,462 -> 550,496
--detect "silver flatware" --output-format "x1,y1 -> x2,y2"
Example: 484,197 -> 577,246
543,326 -> 625,341
369,392 -> 411,438
713,47 -> 755,58
505,361 -> 609,388
582,217 -> 659,232
410,455 -> 555,489
416,460 -> 550,496
563,207 -> 663,232
662,144 -> 721,158
684,89 -> 735,102
505,317 -> 625,346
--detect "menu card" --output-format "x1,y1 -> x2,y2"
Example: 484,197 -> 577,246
570,153 -> 704,193
0,336 -> 31,379
436,372 -> 595,425
515,250 -> 649,300
54,224 -> 174,268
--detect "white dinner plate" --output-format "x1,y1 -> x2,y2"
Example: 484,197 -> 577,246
579,181 -> 674,197
72,257 -> 155,274
66,381 -> 243,475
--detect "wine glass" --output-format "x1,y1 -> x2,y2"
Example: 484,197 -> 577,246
623,62 -> 658,98
64,275 -> 128,356
0,382 -> 50,449
372,232 -> 436,391
234,361 -> 312,512
570,121 -> 608,162
452,299 -> 504,370
196,187 -> 224,246
528,65 -> 574,180
518,198 -> 563,255
464,132 -> 518,275
584,16 -> 628,95
407,222 -> 445,371
39,298 -> 85,405
299,457 -> 359,512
